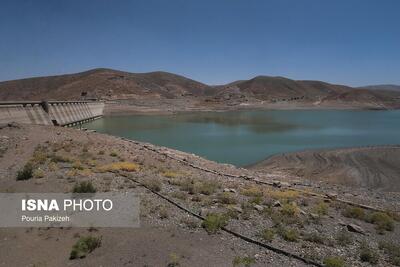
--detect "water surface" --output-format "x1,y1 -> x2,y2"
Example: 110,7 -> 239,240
84,110 -> 400,166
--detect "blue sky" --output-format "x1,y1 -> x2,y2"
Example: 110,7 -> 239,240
0,0 -> 399,86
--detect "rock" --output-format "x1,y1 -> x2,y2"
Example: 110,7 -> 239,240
310,213 -> 319,219
299,209 -> 307,216
326,193 -> 338,200
280,182 -> 291,187
223,188 -> 237,193
232,206 -> 243,213
272,181 -> 290,188
272,181 -> 282,188
272,201 -> 282,207
199,208 -> 208,216
254,205 -> 264,212
346,223 -> 366,235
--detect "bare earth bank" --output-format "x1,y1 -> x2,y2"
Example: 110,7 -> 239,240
249,146 -> 400,192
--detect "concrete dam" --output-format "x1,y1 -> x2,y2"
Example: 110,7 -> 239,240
0,101 -> 104,126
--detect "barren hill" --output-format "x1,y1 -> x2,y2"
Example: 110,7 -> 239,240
0,68 -> 211,101
249,146 -> 400,192
1,68 -> 400,110
359,84 -> 400,92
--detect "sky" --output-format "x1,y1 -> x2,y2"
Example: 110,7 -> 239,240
0,0 -> 399,86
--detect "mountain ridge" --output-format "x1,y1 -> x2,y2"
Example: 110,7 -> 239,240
0,68 -> 399,110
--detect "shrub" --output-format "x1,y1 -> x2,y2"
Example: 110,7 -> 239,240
167,253 -> 180,267
366,212 -> 394,233
335,230 -> 352,246
342,206 -> 365,220
33,168 -> 45,178
241,186 -> 263,197
98,162 -> 139,173
281,202 -> 299,216
49,153 -> 71,163
217,192 -> 237,205
198,180 -> 219,195
143,178 -> 162,192
179,179 -> 198,194
260,228 -> 275,242
379,241 -> 400,266
232,256 -> 255,267
303,232 -> 325,245
98,150 -> 105,155
268,189 -> 299,201
312,201 -> 329,216
162,170 -> 180,178
359,242 -> 379,264
159,207 -> 169,219
72,161 -> 84,170
180,217 -> 198,229
277,226 -> 299,242
249,195 -> 263,205
16,163 -> 34,180
109,151 -> 118,157
31,147 -> 48,165
171,191 -> 187,200
323,256 -> 345,267
72,181 -> 96,193
202,213 -> 228,234
69,236 -> 101,259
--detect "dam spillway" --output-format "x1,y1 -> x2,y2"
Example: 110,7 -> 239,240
0,101 -> 104,126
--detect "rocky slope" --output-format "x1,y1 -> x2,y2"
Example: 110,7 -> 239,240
0,123 -> 399,266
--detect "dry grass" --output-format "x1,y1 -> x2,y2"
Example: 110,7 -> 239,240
32,168 -> 45,178
97,162 -> 139,173
312,201 -> 329,216
267,189 -> 299,201
241,186 -> 263,197
143,178 -> 162,192
281,202 -> 300,216
161,170 -> 181,178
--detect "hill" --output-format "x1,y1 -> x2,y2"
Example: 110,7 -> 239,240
249,146 -> 400,192
359,84 -> 400,92
0,68 -> 211,101
1,68 -> 400,110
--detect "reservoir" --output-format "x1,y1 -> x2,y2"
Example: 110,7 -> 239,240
84,110 -> 400,166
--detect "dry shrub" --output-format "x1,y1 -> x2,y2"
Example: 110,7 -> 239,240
97,162 -> 139,173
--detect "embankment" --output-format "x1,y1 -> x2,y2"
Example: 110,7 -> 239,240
249,146 -> 400,192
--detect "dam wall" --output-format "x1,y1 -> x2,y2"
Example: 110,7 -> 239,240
0,101 -> 104,126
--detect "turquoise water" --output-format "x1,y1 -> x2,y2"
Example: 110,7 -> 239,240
84,110 -> 400,166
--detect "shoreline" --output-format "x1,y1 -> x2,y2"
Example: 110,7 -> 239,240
103,101 -> 394,116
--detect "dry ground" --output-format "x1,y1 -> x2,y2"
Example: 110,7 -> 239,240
0,123 -> 399,267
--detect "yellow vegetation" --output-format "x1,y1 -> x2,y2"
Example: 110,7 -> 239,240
240,186 -> 264,197
162,170 -> 181,178
267,189 -> 299,201
97,162 -> 139,172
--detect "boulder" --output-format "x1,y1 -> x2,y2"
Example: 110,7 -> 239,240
346,223 -> 366,235
254,205 -> 264,212
272,201 -> 282,207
